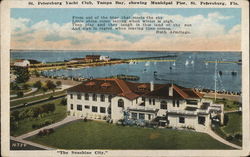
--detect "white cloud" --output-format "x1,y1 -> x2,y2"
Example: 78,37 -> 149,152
112,12 -> 234,38
11,18 -> 30,34
229,24 -> 241,34
11,12 -> 240,51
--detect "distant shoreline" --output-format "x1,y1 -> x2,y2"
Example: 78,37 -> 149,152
10,49 -> 242,53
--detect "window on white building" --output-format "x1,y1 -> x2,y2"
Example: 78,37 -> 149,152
70,94 -> 73,99
139,113 -> 145,120
160,101 -> 167,109
142,97 -> 145,102
186,100 -> 198,105
131,113 -> 137,119
118,99 -> 124,108
93,94 -> 97,101
108,107 -> 111,114
108,95 -> 112,102
70,104 -> 73,110
100,107 -> 106,113
173,100 -> 175,107
172,100 -> 180,107
148,114 -> 151,120
149,98 -> 152,105
179,117 -> 185,123
77,94 -> 81,100
85,93 -> 89,100
198,116 -> 206,125
85,105 -> 90,109
77,105 -> 82,111
92,106 -> 98,112
153,99 -> 155,105
100,94 -> 105,102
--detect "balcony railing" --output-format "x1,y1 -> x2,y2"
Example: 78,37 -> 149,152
127,106 -> 158,113
168,109 -> 197,116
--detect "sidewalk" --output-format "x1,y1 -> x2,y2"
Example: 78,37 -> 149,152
200,128 -> 242,149
10,136 -> 53,150
10,88 -> 64,102
13,116 -> 81,150
16,116 -> 81,140
10,87 -> 38,98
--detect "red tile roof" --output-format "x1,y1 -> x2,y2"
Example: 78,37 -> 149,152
67,79 -> 204,100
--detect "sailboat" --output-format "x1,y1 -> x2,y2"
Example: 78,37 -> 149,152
173,62 -> 176,66
191,60 -> 194,65
185,60 -> 189,66
145,62 -> 150,66
129,60 -> 136,64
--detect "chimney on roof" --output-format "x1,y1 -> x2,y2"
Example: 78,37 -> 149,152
169,84 -> 173,96
150,81 -> 154,91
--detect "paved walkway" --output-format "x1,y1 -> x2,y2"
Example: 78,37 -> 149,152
10,88 -> 63,102
10,87 -> 38,98
200,128 -> 242,149
13,116 -> 81,150
10,136 -> 53,150
16,116 -> 81,140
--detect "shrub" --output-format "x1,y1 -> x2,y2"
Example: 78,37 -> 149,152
84,117 -> 88,122
32,124 -> 39,129
11,110 -> 20,121
56,81 -> 62,87
32,107 -> 42,117
33,80 -> 42,89
41,103 -> 55,113
49,95 -> 54,100
226,135 -> 233,141
18,109 -> 30,119
60,98 -> 67,106
44,119 -> 54,125
17,91 -> 24,97
10,120 -> 18,131
34,70 -> 40,77
41,86 -> 48,94
10,82 -> 20,90
34,119 -> 54,129
46,80 -> 56,92
14,67 -> 30,83
26,108 -> 35,118
22,83 -> 30,90
38,128 -> 54,136
234,133 -> 242,140
224,114 -> 229,126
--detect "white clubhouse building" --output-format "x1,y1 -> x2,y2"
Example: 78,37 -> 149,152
67,78 -> 224,131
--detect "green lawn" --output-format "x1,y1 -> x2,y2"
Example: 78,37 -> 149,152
213,98 -> 241,111
10,90 -> 66,106
11,98 -> 67,136
212,112 -> 242,146
223,112 -> 242,135
27,121 -> 233,150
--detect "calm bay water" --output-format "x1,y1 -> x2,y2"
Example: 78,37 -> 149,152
11,51 -> 242,92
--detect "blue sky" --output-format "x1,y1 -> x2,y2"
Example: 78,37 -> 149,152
11,8 -> 241,51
